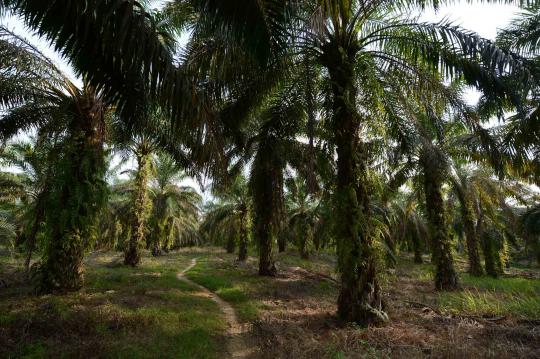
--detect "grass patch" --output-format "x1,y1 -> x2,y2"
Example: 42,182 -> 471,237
438,274 -> 540,319
439,289 -> 540,319
186,257 -> 260,322
396,254 -> 540,319
276,249 -> 337,278
0,249 -> 227,358
460,273 -> 540,295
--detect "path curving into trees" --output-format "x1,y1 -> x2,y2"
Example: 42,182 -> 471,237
177,258 -> 253,358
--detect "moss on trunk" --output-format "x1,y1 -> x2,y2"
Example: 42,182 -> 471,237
226,235 -> 236,254
420,147 -> 459,290
35,88 -> 107,293
252,140 -> 284,276
321,40 -> 387,325
238,211 -> 248,262
463,207 -> 484,277
455,187 -> 483,276
124,147 -> 152,267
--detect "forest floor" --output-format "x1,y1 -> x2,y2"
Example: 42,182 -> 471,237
0,247 -> 539,358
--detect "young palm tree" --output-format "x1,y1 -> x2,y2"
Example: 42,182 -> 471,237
285,175 -> 320,259
520,203 -> 540,266
201,175 -> 251,262
148,154 -> 201,255
449,166 -> 486,276
0,140 -> 53,273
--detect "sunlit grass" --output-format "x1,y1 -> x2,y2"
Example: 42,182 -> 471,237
396,253 -> 540,319
0,249 -> 227,358
439,269 -> 540,319
439,289 -> 540,319
460,273 -> 540,295
186,257 -> 260,322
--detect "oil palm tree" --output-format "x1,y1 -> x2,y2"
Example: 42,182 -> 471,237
520,203 -> 540,266
120,135 -> 155,266
0,139 -> 54,273
183,0 -> 532,323
0,171 -> 23,250
449,165 -> 486,276
285,175 -> 320,259
4,0 -> 535,320
383,195 -> 429,264
246,88 -> 309,275
148,153 -> 201,255
0,26 -> 111,293
201,175 -> 251,262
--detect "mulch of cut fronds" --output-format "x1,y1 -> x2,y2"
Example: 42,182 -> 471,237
197,251 -> 540,359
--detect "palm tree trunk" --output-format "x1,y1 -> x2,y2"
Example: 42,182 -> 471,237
238,211 -> 248,262
476,206 -> 498,277
257,223 -> 276,275
24,201 -> 44,275
322,41 -> 387,324
461,202 -> 483,276
412,232 -> 423,264
277,177 -> 287,253
124,150 -> 152,266
420,149 -> 459,290
226,235 -> 236,254
37,91 -> 106,293
252,148 -> 280,276
151,235 -> 162,256
481,237 -> 498,278
299,221 -> 310,259
278,230 -> 287,252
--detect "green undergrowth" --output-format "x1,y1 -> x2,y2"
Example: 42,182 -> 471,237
439,288 -> 540,319
439,274 -> 540,319
0,249 -> 227,358
276,249 -> 337,278
398,255 -> 540,319
185,256 -> 260,322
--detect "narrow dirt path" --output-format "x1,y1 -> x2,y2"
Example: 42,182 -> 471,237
177,258 -> 253,358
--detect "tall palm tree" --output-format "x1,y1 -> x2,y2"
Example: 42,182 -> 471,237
380,77 -> 475,289
3,0 -> 535,320
0,26 -> 111,293
121,135 -> 155,266
179,0 -> 532,323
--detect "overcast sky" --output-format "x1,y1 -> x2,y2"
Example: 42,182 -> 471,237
0,1 -> 525,198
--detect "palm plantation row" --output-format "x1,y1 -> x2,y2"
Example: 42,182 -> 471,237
0,0 -> 539,326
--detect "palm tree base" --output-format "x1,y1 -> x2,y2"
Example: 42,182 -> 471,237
337,287 -> 389,325
258,263 -> 277,276
124,247 -> 141,267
